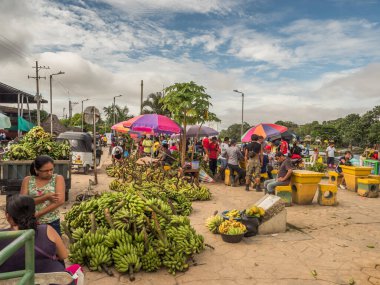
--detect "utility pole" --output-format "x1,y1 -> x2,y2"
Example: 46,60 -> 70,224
69,100 -> 78,119
28,61 -> 49,126
140,80 -> 143,115
63,107 -> 66,118
81,99 -> 89,132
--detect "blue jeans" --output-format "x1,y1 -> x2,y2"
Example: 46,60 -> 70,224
264,179 -> 289,194
48,219 -> 61,236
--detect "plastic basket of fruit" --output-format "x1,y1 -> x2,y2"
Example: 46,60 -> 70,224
221,209 -> 242,221
218,219 -> 247,243
221,232 -> 246,243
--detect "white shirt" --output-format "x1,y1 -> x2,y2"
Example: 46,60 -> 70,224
219,142 -> 229,160
326,146 -> 336,157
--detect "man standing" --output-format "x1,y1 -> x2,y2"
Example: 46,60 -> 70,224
244,134 -> 262,191
202,136 -> 210,158
225,139 -> 245,187
208,136 -> 220,176
142,135 -> 153,156
264,152 -> 293,194
326,142 -> 336,168
280,138 -> 289,155
219,137 -> 230,180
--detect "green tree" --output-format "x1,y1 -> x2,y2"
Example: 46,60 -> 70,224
219,122 -> 250,141
29,109 -> 48,125
103,104 -> 132,126
274,120 -> 299,130
142,92 -> 170,115
162,81 -> 220,164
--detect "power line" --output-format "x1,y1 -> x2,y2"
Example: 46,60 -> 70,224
0,34 -> 32,59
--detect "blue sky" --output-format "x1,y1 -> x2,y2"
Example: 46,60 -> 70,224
0,0 -> 379,128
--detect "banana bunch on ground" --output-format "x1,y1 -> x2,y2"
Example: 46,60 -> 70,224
218,219 -> 247,235
64,186 -> 206,279
4,126 -> 70,160
205,215 -> 224,234
105,157 -> 212,203
245,206 -> 265,218
225,209 -> 241,219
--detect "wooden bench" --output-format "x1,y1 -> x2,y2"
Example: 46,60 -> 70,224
0,272 -> 73,285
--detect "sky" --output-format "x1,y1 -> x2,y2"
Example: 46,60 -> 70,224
0,0 -> 379,129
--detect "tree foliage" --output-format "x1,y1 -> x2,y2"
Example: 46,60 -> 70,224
219,122 -> 250,141
162,81 -> 220,164
142,92 -> 170,115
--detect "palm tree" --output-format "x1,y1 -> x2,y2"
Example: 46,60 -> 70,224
103,104 -> 132,125
141,92 -> 170,115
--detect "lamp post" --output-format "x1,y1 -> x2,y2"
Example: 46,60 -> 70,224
49,71 -> 65,135
233,90 -> 244,141
81,98 -> 89,132
113,94 -> 123,126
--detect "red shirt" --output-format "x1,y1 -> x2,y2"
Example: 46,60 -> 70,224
202,137 -> 210,150
208,142 -> 219,159
280,140 -> 288,155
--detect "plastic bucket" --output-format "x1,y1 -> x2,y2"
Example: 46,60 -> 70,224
192,160 -> 200,169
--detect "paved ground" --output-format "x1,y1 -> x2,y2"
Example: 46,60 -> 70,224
1,150 -> 379,285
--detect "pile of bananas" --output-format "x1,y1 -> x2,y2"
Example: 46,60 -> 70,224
5,126 -> 70,160
225,209 -> 241,219
64,189 -> 205,279
105,158 -> 211,203
218,219 -> 247,235
205,214 -> 224,234
245,206 -> 265,218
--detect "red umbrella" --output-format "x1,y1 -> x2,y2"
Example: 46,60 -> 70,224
122,114 -> 181,134
241,123 -> 287,142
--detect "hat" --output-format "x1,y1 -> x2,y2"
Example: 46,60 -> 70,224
265,145 -> 271,150
162,140 -> 168,145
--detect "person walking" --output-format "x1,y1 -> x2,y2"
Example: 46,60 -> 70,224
264,152 -> 293,194
224,139 -> 245,187
20,155 -> 65,235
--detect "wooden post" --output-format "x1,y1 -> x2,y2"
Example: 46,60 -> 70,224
93,107 -> 98,185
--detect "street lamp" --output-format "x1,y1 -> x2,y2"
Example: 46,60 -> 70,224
49,71 -> 65,135
81,98 -> 89,132
233,90 -> 244,141
113,94 -> 123,126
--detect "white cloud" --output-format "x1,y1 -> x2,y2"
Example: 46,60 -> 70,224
101,0 -> 239,15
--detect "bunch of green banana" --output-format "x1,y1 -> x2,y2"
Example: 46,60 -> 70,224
162,251 -> 189,275
141,247 -> 161,272
205,215 -> 224,234
86,244 -> 112,271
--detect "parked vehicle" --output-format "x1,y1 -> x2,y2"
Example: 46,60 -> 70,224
57,132 -> 102,174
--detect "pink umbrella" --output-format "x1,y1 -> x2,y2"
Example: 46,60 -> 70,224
122,114 -> 181,134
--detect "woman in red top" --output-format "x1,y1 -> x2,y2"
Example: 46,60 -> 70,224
208,136 -> 220,176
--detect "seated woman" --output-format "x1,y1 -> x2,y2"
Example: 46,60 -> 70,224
0,195 -> 67,273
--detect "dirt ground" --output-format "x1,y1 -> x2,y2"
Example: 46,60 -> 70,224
1,150 -> 380,285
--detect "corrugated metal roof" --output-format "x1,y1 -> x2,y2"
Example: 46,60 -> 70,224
0,81 -> 48,103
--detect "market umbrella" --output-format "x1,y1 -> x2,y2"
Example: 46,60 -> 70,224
111,122 -> 144,138
123,114 -> 181,134
0,113 -> 11,129
241,123 -> 287,142
186,125 -> 219,137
